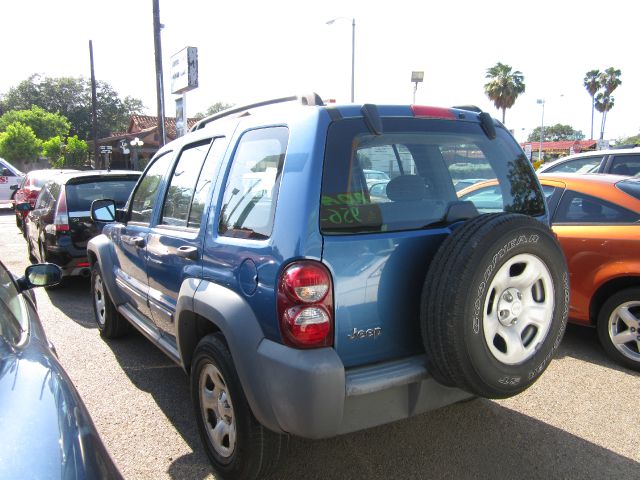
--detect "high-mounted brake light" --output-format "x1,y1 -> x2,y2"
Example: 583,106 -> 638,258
411,105 -> 456,119
277,261 -> 334,348
53,186 -> 70,232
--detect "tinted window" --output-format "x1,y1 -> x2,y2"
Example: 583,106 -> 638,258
554,191 -> 640,223
161,141 -> 211,228
616,178 -> 640,200
610,155 -> 640,176
130,152 -> 174,224
66,178 -> 138,213
545,155 -> 603,173
219,127 -> 288,239
322,118 -> 544,234
34,183 -> 55,210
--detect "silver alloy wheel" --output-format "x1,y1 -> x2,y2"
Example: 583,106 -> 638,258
483,253 -> 554,365
607,300 -> 640,363
199,363 -> 237,459
93,273 -> 106,327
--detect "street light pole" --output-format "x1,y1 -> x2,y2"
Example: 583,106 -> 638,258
327,17 -> 355,103
537,99 -> 545,162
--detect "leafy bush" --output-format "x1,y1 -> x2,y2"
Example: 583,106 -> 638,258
0,122 -> 41,162
449,163 -> 494,180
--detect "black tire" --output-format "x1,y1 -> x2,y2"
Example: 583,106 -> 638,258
27,237 -> 37,264
91,264 -> 128,338
191,334 -> 287,480
421,213 -> 569,399
596,287 -> 640,372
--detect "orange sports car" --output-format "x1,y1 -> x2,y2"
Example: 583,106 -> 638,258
458,173 -> 640,371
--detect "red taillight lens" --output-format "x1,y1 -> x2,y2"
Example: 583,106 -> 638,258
278,261 -> 333,348
410,105 -> 456,119
54,187 -> 69,232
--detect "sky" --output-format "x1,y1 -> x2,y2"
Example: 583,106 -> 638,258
1,0 -> 638,144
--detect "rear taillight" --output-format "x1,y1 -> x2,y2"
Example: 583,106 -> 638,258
54,187 -> 69,232
277,261 -> 333,348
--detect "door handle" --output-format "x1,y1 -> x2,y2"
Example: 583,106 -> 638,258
123,235 -> 145,247
176,245 -> 198,260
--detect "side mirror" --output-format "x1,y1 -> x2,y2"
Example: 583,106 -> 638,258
91,198 -> 117,222
15,202 -> 33,212
10,184 -> 19,191
17,263 -> 62,291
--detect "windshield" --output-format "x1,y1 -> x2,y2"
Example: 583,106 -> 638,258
321,118 -> 545,234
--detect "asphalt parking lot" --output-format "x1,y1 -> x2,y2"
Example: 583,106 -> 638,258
1,205 -> 639,480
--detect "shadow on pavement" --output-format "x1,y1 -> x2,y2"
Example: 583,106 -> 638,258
102,333 -> 214,479
100,329 -> 639,480
45,276 -> 96,328
557,324 -> 640,378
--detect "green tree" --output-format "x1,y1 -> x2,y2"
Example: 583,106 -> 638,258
42,136 -> 64,166
484,62 -> 525,124
527,124 -> 585,143
583,69 -> 600,140
42,135 -> 88,168
0,74 -> 144,140
0,122 -> 41,162
194,102 -> 234,120
0,105 -> 70,141
595,67 -> 622,140
64,135 -> 89,168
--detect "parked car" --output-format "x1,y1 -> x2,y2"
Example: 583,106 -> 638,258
363,168 -> 390,185
454,177 -> 488,191
459,173 -> 640,371
0,260 -> 122,479
0,157 -> 24,207
87,95 -> 568,479
536,146 -> 640,176
20,170 -> 140,279
14,169 -> 80,232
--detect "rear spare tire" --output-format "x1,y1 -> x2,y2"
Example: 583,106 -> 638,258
421,213 -> 569,399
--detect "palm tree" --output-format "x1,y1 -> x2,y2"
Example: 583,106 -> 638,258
595,68 -> 622,140
583,69 -> 601,140
483,62 -> 525,124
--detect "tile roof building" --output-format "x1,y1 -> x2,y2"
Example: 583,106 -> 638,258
90,115 -> 198,170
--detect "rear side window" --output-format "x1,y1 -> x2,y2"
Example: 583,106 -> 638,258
160,141 -> 211,228
546,155 -> 603,173
219,127 -> 288,239
610,155 -> 640,176
321,118 -> 544,234
66,178 -> 138,213
554,191 -> 640,223
616,179 -> 640,200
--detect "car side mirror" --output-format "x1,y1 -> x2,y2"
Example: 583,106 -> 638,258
17,263 -> 62,291
10,184 -> 18,191
91,198 -> 117,222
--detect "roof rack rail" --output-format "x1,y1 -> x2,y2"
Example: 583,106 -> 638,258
451,105 -> 483,113
190,93 -> 324,132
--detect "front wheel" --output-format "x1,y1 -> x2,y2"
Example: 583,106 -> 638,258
191,334 -> 287,480
597,287 -> 640,372
91,264 -> 128,338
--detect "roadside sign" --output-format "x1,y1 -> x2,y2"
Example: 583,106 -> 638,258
99,145 -> 112,152
524,143 -> 532,161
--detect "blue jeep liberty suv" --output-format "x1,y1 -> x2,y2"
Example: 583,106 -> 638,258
88,95 -> 569,480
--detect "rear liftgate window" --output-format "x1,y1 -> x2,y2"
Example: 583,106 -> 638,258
321,118 -> 545,234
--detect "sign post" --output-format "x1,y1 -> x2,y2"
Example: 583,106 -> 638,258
170,47 -> 198,137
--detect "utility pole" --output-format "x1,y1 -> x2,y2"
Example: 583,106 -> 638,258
152,0 -> 166,146
89,40 -> 99,168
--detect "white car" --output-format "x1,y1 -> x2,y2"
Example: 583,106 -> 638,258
536,146 -> 640,176
0,158 -> 23,205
